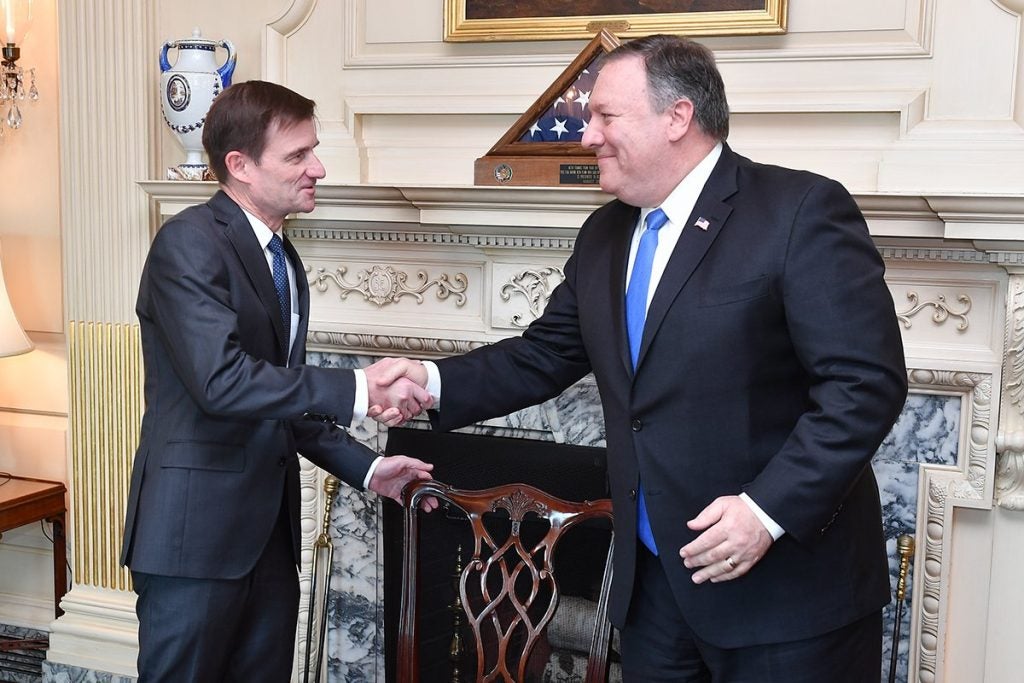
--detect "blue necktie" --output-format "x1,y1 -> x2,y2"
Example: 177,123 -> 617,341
267,234 -> 291,331
625,208 -> 668,555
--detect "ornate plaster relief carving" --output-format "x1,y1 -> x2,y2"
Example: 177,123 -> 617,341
499,267 -> 565,328
897,292 -> 972,331
997,274 -> 1024,509
308,265 -> 468,307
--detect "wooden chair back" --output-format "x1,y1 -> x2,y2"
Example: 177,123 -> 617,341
398,480 -> 614,682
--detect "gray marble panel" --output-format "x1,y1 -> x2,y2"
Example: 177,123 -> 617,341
549,377 -> 607,448
877,393 -> 961,465
873,393 -> 960,683
306,351 -> 386,680
307,350 -> 375,375
325,487 -> 383,682
42,662 -> 135,683
445,375 -> 606,446
2,624 -> 45,683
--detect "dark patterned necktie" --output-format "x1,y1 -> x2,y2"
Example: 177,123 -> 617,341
267,234 -> 291,331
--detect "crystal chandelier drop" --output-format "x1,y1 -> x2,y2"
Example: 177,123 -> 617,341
0,0 -> 37,142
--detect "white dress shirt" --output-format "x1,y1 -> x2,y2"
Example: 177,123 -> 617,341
244,210 -> 300,357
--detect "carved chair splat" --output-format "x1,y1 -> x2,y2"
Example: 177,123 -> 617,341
398,480 -> 614,683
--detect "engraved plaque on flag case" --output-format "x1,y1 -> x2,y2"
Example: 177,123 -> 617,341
473,30 -> 619,187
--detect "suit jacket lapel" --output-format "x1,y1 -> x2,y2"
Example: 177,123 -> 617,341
606,203 -> 641,378
636,147 -> 739,369
284,235 -> 308,367
213,191 -> 291,357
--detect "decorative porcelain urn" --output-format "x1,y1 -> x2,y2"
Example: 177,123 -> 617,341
159,28 -> 236,181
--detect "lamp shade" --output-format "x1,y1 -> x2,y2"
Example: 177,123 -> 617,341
0,242 -> 32,357
0,0 -> 33,46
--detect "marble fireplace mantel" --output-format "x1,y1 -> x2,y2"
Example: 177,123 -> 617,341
140,181 -> 1024,243
137,182 -> 1024,367
132,180 -> 1024,683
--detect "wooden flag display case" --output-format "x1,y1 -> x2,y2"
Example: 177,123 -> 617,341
474,30 -> 620,187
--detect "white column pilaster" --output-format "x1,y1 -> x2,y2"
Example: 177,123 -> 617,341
47,0 -> 157,677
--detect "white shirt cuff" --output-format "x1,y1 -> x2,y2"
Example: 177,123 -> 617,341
422,360 -> 442,402
362,455 -> 383,490
351,368 -> 368,426
740,492 -> 785,541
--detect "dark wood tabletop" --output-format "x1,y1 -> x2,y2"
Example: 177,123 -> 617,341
0,475 -> 68,618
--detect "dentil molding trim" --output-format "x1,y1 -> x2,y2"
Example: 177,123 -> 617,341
140,181 -> 1024,250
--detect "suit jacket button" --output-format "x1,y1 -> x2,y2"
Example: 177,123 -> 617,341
278,457 -> 287,467
629,489 -> 637,500
631,419 -> 642,432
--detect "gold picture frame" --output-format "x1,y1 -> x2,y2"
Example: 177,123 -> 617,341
444,1 -> 788,42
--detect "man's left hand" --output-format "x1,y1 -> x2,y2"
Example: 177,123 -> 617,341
679,495 -> 773,584
368,455 -> 439,512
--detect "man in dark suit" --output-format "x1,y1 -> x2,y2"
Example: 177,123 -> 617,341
387,36 -> 908,680
121,81 -> 434,682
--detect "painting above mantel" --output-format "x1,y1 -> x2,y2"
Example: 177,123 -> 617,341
444,0 -> 788,42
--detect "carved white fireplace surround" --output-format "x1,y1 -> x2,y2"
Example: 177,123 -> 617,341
124,183 -> 1021,683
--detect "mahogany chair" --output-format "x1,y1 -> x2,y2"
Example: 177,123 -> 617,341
398,480 -> 615,683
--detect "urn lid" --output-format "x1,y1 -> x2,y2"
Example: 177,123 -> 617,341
171,28 -> 219,52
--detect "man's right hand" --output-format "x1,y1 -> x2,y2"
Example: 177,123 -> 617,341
364,357 -> 431,426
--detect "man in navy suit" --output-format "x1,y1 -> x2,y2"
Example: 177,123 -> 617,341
122,81 -> 434,681
386,35 -> 907,681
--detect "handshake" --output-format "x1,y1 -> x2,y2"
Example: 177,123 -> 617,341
363,357 -> 433,427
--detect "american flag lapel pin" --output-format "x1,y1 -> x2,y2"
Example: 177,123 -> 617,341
694,217 -> 710,231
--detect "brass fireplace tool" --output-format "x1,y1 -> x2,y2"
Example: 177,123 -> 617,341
303,475 -> 340,683
449,544 -> 466,683
887,534 -> 915,683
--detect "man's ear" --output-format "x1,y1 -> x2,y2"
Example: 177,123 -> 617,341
222,150 -> 250,183
666,98 -> 695,143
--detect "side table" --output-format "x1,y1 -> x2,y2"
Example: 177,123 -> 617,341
0,475 -> 68,622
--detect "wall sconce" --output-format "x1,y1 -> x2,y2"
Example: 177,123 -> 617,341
0,240 -> 32,357
0,0 -> 38,140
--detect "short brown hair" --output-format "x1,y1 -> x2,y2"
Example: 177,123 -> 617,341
202,80 -> 317,181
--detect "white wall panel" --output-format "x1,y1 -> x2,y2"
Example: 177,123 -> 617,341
927,0 -> 1019,120
788,0 -> 913,32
